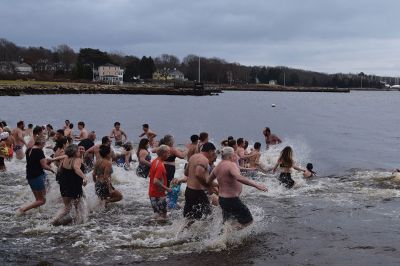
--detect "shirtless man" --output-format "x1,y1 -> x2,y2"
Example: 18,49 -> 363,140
195,132 -> 209,153
186,134 -> 199,160
139,124 -> 157,147
110,122 -> 127,147
12,121 -> 27,159
75,121 -> 88,141
25,124 -> 33,138
207,147 -> 267,229
248,142 -> 262,169
85,136 -> 114,163
181,142 -> 218,221
263,127 -> 282,149
236,138 -> 257,167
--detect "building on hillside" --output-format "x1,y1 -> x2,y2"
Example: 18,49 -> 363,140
269,80 -> 277,85
11,62 -> 33,75
95,63 -> 124,84
0,61 -> 13,74
153,68 -> 185,81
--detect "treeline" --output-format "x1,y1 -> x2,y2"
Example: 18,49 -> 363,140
0,38 -> 395,88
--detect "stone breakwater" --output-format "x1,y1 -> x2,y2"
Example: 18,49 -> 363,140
0,82 -> 221,96
219,84 -> 351,93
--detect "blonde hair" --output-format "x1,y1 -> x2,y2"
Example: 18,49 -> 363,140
279,146 -> 294,168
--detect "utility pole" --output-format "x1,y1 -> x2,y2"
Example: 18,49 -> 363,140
198,56 -> 201,83
283,72 -> 286,86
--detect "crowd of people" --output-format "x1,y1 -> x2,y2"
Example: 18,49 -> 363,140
0,119 -> 316,229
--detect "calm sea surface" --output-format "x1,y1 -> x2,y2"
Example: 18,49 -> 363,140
0,91 -> 399,265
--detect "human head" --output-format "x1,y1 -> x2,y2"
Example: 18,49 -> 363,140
69,123 -> 74,129
114,122 -> 121,129
163,135 -> 174,147
228,139 -> 237,150
142,124 -> 149,132
78,121 -> 85,130
201,142 -> 217,164
28,123 -> 33,129
190,134 -> 199,144
254,142 -> 261,150
237,138 -> 244,147
306,163 -> 315,174
138,138 -> 150,151
65,120 -> 70,126
99,144 -> 111,159
55,129 -> 64,140
101,136 -> 111,145
263,127 -> 271,136
65,144 -> 79,158
55,137 -> 67,150
221,147 -> 234,160
34,134 -> 47,147
78,145 -> 86,155
33,126 -> 43,136
221,140 -> 228,147
156,144 -> 170,160
244,140 -> 249,150
46,124 -> 53,131
17,121 -> 24,130
199,132 -> 208,142
279,146 -> 293,167
227,136 -> 234,141
123,142 -> 133,151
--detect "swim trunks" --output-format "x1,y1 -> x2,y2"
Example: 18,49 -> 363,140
278,172 -> 295,188
183,187 -> 211,220
150,197 -> 167,214
218,196 -> 253,225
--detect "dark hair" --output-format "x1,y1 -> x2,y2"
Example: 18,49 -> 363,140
17,121 -> 24,127
66,136 -> 73,144
227,136 -> 234,141
114,122 -> 120,127
254,142 -> 261,149
78,121 -> 85,127
28,124 -> 33,129
228,139 -> 237,148
201,142 -> 216,152
46,124 -> 53,130
123,142 -> 133,151
56,129 -> 64,136
264,127 -> 271,135
1,121 -> 7,127
65,120 -> 70,124
199,132 -> 208,142
49,131 -> 56,137
244,140 -> 249,150
190,134 -> 199,143
237,138 -> 244,146
158,137 -> 165,146
99,144 -> 111,158
307,163 -> 316,174
137,138 -> 150,157
101,136 -> 110,144
221,140 -> 228,147
54,137 -> 68,151
33,126 -> 43,135
142,124 -> 149,128
69,123 -> 74,129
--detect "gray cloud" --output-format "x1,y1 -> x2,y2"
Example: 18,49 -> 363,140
1,0 -> 400,75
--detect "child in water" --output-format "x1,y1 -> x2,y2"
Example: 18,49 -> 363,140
303,163 -> 316,178
272,146 -> 306,188
116,142 -> 133,170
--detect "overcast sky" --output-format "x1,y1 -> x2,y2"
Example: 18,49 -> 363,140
1,0 -> 400,75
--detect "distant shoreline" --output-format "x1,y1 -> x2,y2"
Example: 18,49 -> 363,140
0,80 -> 397,96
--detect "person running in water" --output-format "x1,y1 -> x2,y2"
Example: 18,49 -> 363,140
17,135 -> 55,214
148,145 -> 171,220
75,121 -> 88,141
207,146 -> 267,229
110,122 -> 127,147
139,124 -> 157,147
186,134 -> 199,160
272,146 -> 305,188
263,127 -> 282,149
181,142 -> 218,221
12,121 -> 27,160
136,138 -> 152,178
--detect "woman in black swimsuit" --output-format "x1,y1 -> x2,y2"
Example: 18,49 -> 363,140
272,146 -> 305,189
161,135 -> 187,186
52,144 -> 88,225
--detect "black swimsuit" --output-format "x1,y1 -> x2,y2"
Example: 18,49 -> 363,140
58,159 -> 84,199
165,154 -> 177,186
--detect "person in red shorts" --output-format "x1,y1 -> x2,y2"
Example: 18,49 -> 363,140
148,145 -> 172,220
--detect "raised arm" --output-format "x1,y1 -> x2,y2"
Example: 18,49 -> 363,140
230,166 -> 267,191
172,147 -> 187,159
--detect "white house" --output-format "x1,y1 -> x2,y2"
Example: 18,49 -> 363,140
11,62 -> 33,75
96,63 -> 124,84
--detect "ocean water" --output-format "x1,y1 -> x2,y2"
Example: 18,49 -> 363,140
0,91 -> 399,265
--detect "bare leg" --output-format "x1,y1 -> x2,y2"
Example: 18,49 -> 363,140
19,189 -> 46,213
51,197 -> 72,225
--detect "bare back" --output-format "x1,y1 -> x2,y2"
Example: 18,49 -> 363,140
186,153 -> 209,190
212,160 -> 242,197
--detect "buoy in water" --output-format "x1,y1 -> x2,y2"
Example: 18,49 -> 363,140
271,104 -> 276,107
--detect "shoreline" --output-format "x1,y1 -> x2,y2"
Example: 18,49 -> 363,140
0,80 -> 397,96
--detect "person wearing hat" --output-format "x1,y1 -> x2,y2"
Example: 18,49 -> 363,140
17,135 -> 55,215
